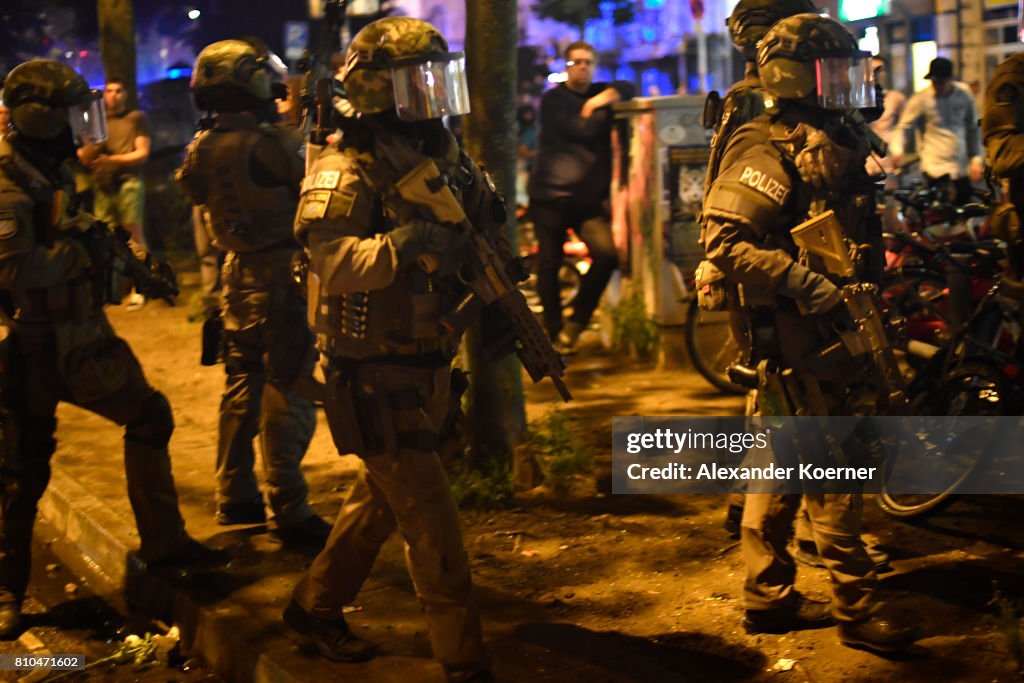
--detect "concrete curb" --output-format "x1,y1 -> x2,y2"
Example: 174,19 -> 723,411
39,469 -> 305,683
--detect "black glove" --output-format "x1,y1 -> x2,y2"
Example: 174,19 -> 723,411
782,263 -> 842,315
389,221 -> 468,275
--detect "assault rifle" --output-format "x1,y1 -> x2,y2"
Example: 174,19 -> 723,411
64,214 -> 179,305
790,210 -> 908,414
299,0 -> 349,170
381,151 -> 571,402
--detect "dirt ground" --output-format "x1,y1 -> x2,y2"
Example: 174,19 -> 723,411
50,272 -> 1024,683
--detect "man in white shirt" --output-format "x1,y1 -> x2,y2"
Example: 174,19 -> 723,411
890,56 -> 983,204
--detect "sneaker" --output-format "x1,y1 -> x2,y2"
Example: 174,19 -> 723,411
744,592 -> 834,635
270,514 -> 332,549
126,291 -> 147,311
839,614 -> 920,654
283,599 -> 376,662
147,538 -> 231,575
216,498 -> 266,525
553,321 -> 584,356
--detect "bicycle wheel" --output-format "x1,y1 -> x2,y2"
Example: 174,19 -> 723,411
878,361 -> 1008,518
685,303 -> 745,395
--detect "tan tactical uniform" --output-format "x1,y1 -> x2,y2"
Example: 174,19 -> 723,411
177,113 -> 317,525
702,111 -> 883,622
0,136 -> 189,604
983,52 -> 1024,280
290,122 -> 499,675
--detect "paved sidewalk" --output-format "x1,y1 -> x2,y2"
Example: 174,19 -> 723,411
37,278 -> 745,682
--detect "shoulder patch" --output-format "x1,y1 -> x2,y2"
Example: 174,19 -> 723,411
0,209 -> 16,239
301,170 -> 341,193
299,191 -> 333,222
738,166 -> 790,206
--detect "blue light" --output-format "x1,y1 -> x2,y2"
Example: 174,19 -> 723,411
167,67 -> 192,80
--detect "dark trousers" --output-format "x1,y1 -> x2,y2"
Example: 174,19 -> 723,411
924,173 -> 974,206
530,196 -> 618,339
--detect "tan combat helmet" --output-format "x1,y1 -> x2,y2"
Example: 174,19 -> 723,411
726,0 -> 818,62
191,39 -> 275,109
3,59 -> 100,141
757,13 -> 873,110
341,17 -> 470,121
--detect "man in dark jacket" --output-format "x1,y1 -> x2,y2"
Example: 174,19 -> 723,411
528,41 -> 634,352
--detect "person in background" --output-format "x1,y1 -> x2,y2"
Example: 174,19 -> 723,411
177,39 -> 330,548
527,40 -> 634,353
865,55 -> 906,178
890,56 -> 983,205
77,77 -> 152,310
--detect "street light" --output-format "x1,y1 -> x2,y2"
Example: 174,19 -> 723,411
188,9 -> 201,20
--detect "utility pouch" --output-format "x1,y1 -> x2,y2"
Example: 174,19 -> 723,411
322,368 -> 370,457
200,315 -> 224,366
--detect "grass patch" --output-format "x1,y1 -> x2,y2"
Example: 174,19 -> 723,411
449,454 -> 514,509
528,408 -> 593,492
990,584 -> 1024,673
610,290 -> 658,360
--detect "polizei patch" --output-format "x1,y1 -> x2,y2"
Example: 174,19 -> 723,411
739,166 -> 790,206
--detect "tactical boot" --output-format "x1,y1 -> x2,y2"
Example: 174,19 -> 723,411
216,497 -> 266,525
744,593 -> 834,634
283,600 -> 376,662
839,615 -> 920,654
0,601 -> 21,639
147,538 -> 231,576
270,514 -> 332,549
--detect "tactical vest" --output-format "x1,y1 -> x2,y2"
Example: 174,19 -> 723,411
182,118 -> 297,253
768,119 -> 884,285
310,130 -> 482,360
0,140 -> 105,325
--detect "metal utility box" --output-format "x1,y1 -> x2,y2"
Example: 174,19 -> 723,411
610,95 -> 710,326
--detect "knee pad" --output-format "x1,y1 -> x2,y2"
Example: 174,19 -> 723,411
125,391 -> 175,449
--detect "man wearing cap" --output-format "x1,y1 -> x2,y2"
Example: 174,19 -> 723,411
890,56 -> 983,205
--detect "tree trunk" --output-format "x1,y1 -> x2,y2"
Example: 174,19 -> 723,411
97,0 -> 138,107
462,0 -> 526,464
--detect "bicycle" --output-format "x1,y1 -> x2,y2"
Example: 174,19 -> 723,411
878,240 -> 1022,517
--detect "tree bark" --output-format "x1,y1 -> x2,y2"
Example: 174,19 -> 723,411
97,0 -> 138,107
462,0 -> 526,464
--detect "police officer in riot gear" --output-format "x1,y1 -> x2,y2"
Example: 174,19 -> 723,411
704,0 -> 817,201
282,18 -> 496,682
701,15 -> 918,653
703,0 -> 817,539
177,40 -> 331,547
983,52 -> 1024,281
0,59 -> 226,637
